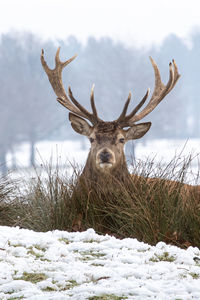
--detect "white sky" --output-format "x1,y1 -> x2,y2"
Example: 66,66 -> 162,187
0,0 -> 200,48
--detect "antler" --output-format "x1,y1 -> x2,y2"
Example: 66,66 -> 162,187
41,47 -> 102,125
116,57 -> 181,127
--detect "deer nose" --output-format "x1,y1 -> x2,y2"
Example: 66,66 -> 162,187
99,150 -> 112,163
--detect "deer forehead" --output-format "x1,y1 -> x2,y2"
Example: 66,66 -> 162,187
90,129 -> 125,144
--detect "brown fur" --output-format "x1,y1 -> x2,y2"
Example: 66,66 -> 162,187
78,122 -> 132,188
131,174 -> 200,200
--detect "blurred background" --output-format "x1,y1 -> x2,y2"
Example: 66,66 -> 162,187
0,0 -> 200,176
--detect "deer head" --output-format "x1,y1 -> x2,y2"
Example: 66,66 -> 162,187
41,48 -> 180,179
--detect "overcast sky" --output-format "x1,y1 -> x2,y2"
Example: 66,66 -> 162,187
0,0 -> 200,48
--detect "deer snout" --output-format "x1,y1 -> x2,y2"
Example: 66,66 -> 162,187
99,150 -> 112,163
96,148 -> 116,170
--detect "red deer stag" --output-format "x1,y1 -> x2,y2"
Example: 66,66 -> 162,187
41,48 -> 180,186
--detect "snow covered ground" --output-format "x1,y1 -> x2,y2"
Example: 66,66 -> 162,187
0,226 -> 200,299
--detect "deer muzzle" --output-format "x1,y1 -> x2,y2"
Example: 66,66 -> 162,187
96,148 -> 116,169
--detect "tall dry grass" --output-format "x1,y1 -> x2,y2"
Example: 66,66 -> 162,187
0,174 -> 20,226
0,154 -> 199,248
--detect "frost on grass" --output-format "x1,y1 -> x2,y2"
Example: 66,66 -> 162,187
0,227 -> 200,299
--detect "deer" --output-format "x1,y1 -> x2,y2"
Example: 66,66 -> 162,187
41,48 -> 200,234
41,48 -> 181,185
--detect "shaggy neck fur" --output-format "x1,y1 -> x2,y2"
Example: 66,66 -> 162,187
81,150 -> 130,185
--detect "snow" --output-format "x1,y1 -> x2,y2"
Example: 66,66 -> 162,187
0,226 -> 200,299
7,140 -> 89,169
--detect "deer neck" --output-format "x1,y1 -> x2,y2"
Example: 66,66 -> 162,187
81,150 -> 130,184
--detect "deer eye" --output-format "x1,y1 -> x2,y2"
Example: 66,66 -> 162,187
119,138 -> 125,143
89,138 -> 95,143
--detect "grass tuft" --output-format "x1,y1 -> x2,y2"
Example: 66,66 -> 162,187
0,175 -> 21,227
88,295 -> 127,300
16,272 -> 47,283
149,252 -> 176,262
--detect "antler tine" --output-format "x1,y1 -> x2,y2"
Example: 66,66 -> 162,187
55,47 -> 78,69
68,86 -> 101,124
41,48 -> 84,116
116,92 -> 132,123
41,49 -> 51,75
41,48 -> 99,122
68,86 -> 91,117
169,59 -> 180,91
123,57 -> 180,125
90,84 -> 99,119
116,89 -> 150,127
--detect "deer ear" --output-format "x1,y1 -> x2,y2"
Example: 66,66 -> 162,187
125,122 -> 151,140
69,113 -> 92,136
